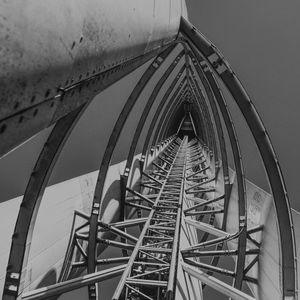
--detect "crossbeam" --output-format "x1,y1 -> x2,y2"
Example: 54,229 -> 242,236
112,137 -> 188,300
182,263 -> 255,300
21,265 -> 126,300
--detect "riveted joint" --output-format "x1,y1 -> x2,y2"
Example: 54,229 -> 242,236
224,176 -> 230,184
4,272 -> 20,296
124,167 -> 130,177
92,203 -> 100,215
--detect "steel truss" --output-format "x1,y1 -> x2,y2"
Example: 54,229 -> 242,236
2,16 -> 297,300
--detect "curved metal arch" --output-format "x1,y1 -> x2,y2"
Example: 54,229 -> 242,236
121,50 -> 185,185
180,17 -> 297,298
117,50 -> 185,257
188,95 -> 205,141
85,45 -> 176,297
188,78 -> 217,176
189,72 -> 218,169
203,64 -> 248,289
183,48 -> 210,148
159,85 -> 188,141
189,61 -> 223,173
188,49 -> 247,290
3,105 -> 86,300
140,65 -> 185,169
147,80 -> 187,168
151,79 -> 186,147
179,60 -> 210,149
0,46 -> 167,159
189,107 -> 207,147
190,80 -> 212,150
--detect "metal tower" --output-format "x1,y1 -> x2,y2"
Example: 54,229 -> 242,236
0,2 -> 298,300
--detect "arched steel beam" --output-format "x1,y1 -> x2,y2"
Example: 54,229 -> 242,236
160,89 -> 187,140
151,79 -> 186,146
118,50 -> 185,256
180,17 -> 297,298
203,65 -> 247,290
178,59 -> 209,148
191,113 -> 206,146
188,49 -> 247,290
190,73 -> 218,166
146,79 -> 187,170
188,78 -> 217,175
191,94 -> 210,150
140,65 -> 185,170
187,69 -> 213,145
188,60 -> 232,230
3,49 -> 169,298
159,86 -> 188,141
85,45 -> 176,299
187,96 -> 208,151
3,105 -> 86,300
188,86 -> 211,159
121,50 -> 185,188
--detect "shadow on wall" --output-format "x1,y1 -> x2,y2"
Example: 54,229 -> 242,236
35,268 -> 58,300
127,157 -> 142,188
99,179 -> 121,220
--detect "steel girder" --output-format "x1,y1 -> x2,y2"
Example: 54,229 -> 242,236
1,17 -> 296,300
3,106 -> 87,299
140,66 -> 185,170
86,45 -> 177,299
180,17 -> 297,299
